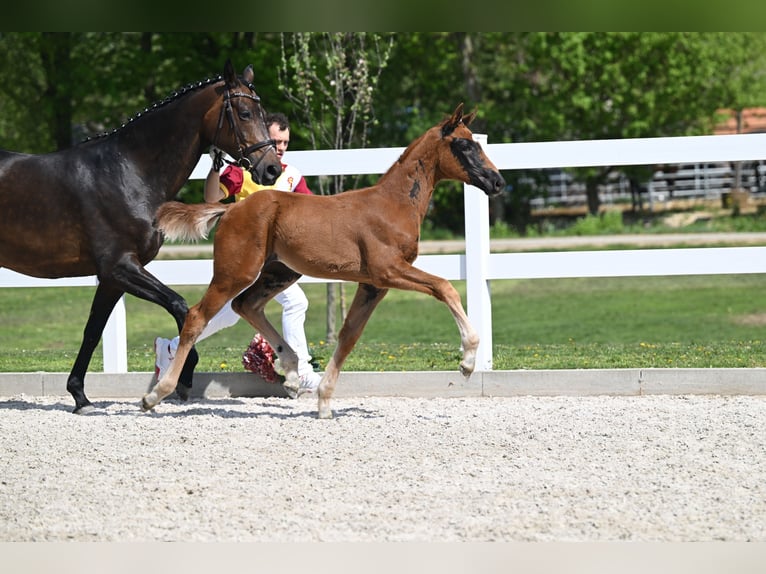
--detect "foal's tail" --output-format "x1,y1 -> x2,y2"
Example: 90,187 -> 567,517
156,202 -> 230,242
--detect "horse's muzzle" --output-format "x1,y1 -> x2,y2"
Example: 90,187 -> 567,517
243,153 -> 281,186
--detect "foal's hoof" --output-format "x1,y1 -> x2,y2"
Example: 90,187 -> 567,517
141,394 -> 157,412
317,405 -> 333,419
282,380 -> 300,399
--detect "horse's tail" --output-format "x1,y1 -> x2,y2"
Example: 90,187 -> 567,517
156,202 -> 230,242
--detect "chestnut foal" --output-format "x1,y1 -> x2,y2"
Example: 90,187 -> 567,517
143,103 -> 505,418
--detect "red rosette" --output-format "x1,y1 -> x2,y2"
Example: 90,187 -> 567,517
242,333 -> 280,383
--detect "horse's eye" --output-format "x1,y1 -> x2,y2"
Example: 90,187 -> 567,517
238,109 -> 252,120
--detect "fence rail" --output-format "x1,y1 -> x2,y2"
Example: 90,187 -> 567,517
3,132 -> 766,372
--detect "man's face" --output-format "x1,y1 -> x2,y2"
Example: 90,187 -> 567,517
269,124 -> 290,159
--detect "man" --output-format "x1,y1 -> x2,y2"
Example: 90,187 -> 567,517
154,113 -> 321,397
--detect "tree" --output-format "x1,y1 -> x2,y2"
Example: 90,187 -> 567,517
478,32 -> 766,217
0,32 -> 283,153
278,32 -> 394,343
706,33 -> 766,189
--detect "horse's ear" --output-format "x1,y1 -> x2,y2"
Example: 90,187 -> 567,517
242,64 -> 255,85
462,107 -> 478,127
223,59 -> 237,88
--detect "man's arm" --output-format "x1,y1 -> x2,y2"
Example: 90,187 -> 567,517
205,165 -> 244,203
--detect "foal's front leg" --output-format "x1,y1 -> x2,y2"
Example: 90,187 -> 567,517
376,265 -> 479,377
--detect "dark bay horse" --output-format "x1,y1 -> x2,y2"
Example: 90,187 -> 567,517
143,103 -> 506,419
0,60 -> 281,413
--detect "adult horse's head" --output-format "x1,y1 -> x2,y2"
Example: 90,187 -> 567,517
206,60 -> 281,186
437,103 -> 506,196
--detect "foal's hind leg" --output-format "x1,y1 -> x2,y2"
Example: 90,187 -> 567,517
233,262 -> 303,395
142,283 -> 233,410
318,284 -> 389,419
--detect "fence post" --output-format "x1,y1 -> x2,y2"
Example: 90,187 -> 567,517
463,133 -> 493,371
102,295 -> 128,373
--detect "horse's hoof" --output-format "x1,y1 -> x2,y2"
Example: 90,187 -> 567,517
317,406 -> 333,419
73,404 -> 96,415
175,385 -> 190,402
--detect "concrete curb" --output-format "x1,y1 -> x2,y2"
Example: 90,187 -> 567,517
1,368 -> 764,401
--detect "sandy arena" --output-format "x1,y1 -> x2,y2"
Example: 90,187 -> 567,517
1,392 -> 764,542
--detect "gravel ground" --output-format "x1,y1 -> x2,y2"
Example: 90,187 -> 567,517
1,393 -> 765,542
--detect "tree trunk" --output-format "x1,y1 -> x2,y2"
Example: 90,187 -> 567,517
586,177 -> 601,215
734,108 -> 743,189
325,283 -> 337,345
39,33 -> 73,150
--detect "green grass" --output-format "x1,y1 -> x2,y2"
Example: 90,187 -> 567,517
2,273 -> 766,373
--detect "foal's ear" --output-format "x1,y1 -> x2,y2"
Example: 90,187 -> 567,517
462,108 -> 478,127
242,64 -> 255,86
223,59 -> 237,88
452,102 -> 465,123
442,103 -> 465,137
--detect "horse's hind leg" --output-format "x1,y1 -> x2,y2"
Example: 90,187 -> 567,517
66,283 -> 124,414
233,262 -> 303,395
318,283 -> 388,419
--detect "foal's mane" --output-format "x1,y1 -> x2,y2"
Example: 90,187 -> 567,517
392,109 -> 463,163
81,74 -> 224,143
395,122 -> 442,164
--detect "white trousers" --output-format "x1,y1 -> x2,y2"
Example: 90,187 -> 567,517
169,282 -> 314,376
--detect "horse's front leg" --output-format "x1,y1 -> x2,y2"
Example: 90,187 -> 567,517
66,282 -> 124,414
319,284 -> 388,419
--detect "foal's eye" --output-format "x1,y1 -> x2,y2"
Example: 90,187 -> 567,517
453,138 -> 476,152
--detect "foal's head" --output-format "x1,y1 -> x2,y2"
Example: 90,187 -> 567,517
436,103 -> 506,196
206,60 -> 281,186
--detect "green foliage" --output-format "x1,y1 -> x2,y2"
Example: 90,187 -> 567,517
3,32 -> 766,152
569,210 -> 625,235
278,32 -> 395,195
0,32 -> 282,152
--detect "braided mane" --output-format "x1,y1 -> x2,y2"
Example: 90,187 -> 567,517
82,75 -> 223,143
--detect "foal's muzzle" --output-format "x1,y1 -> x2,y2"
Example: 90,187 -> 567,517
474,170 -> 507,197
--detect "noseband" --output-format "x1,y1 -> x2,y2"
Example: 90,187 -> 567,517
215,85 -> 276,172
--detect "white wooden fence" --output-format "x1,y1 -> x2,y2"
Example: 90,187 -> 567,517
3,132 -> 766,373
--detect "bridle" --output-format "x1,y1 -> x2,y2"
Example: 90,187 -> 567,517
214,82 -> 276,172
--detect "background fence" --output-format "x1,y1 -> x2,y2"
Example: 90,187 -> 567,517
526,160 -> 766,209
3,132 -> 766,373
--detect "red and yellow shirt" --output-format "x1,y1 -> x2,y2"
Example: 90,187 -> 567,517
219,163 -> 312,200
